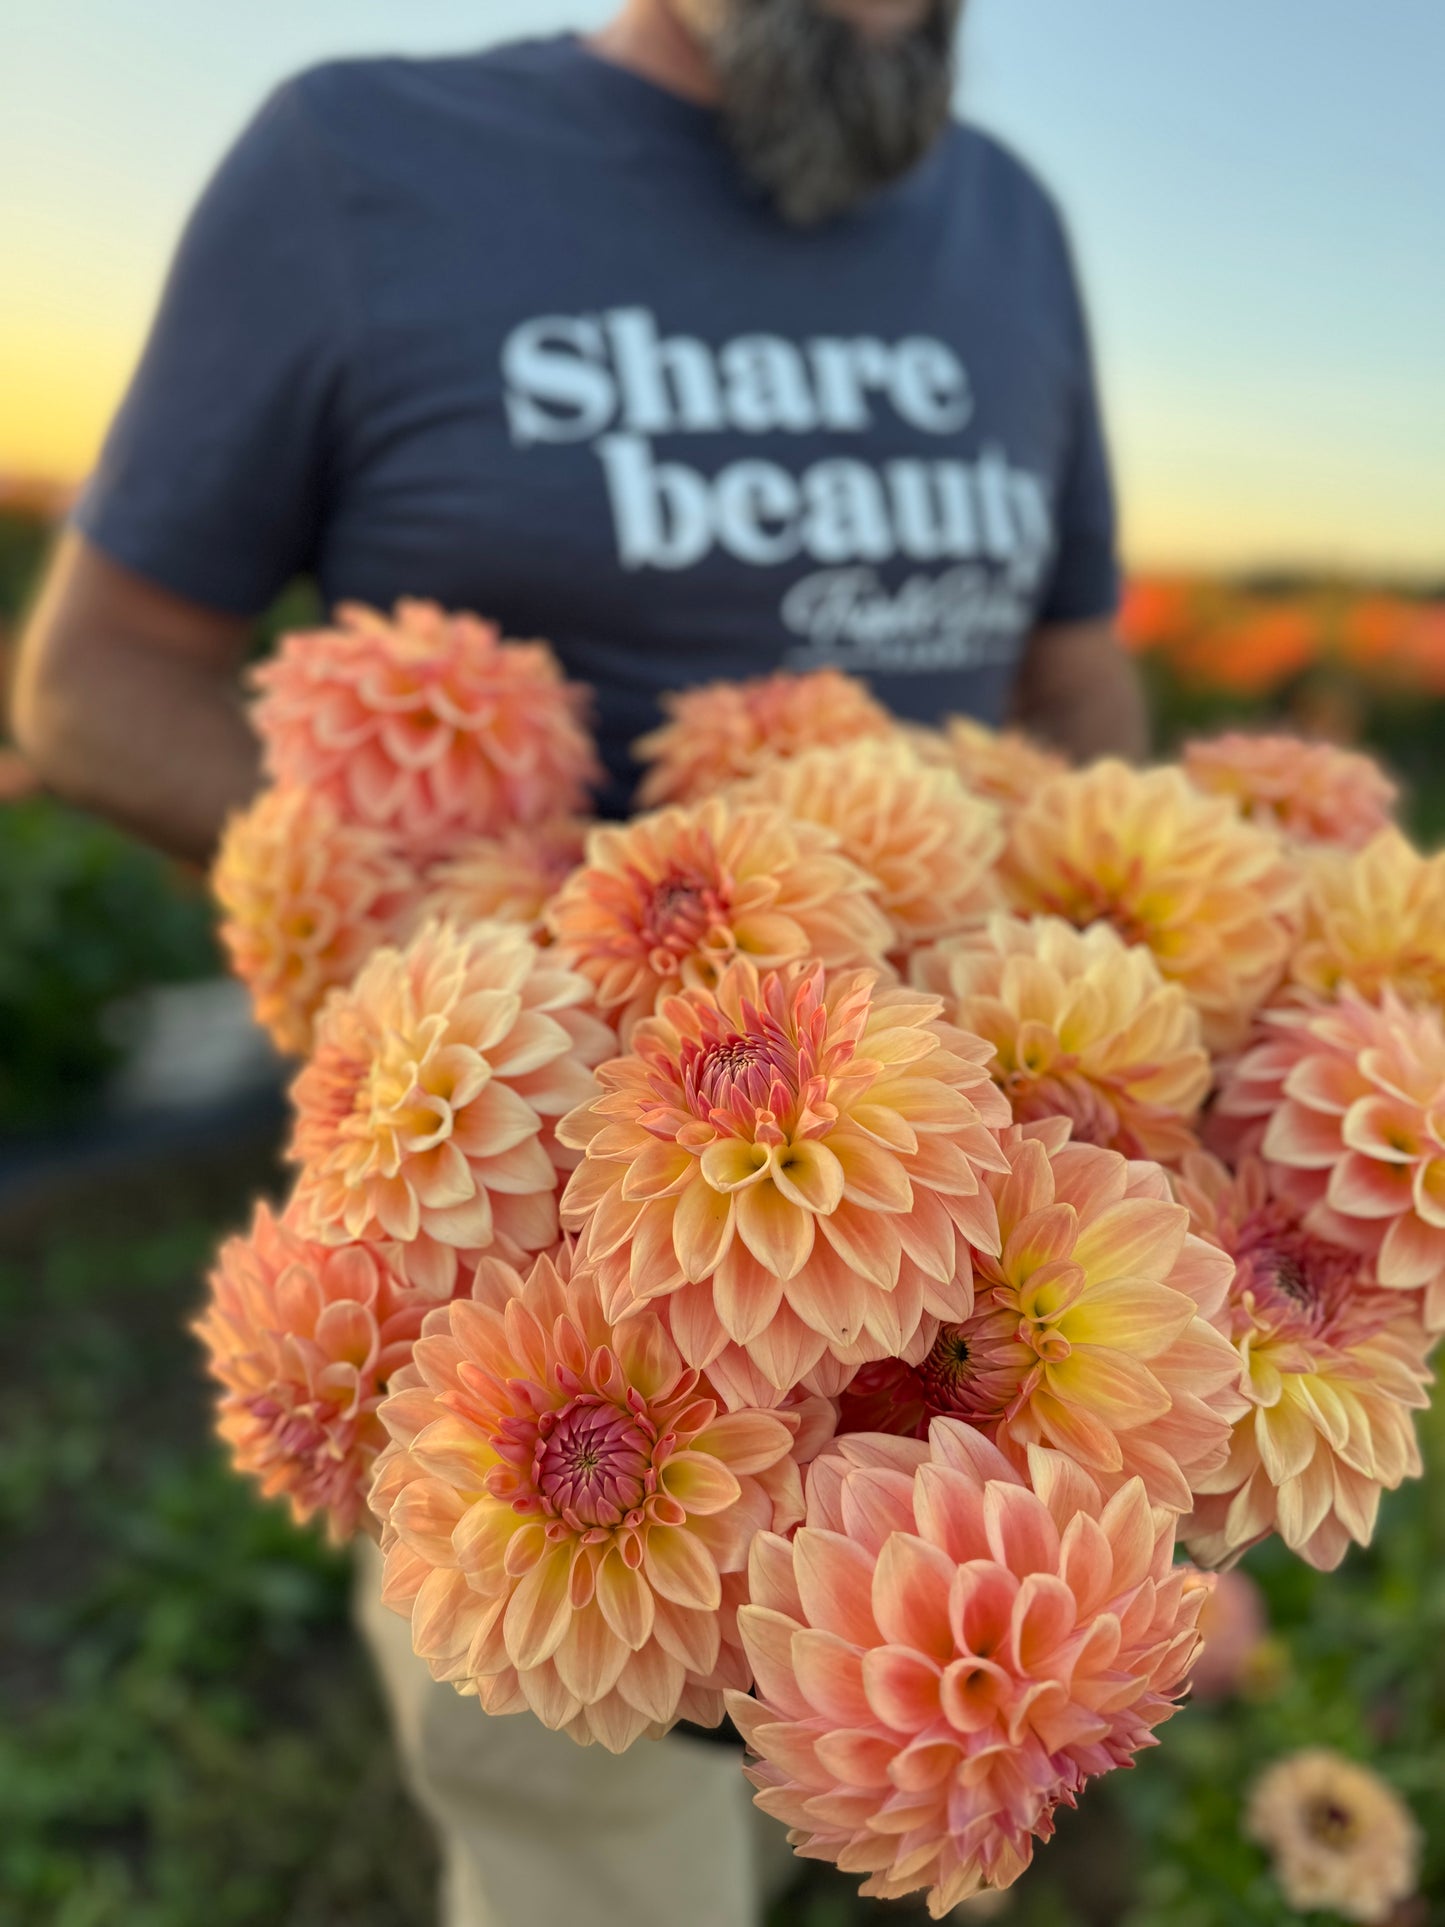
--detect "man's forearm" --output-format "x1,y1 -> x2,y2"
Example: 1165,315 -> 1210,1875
1012,617 -> 1149,765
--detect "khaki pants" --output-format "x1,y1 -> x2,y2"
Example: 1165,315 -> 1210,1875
354,1541 -> 795,1927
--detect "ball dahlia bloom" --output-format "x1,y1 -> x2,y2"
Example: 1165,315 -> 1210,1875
250,599 -> 601,847
1212,991 -> 1445,1328
836,1122 -> 1244,1511
417,818 -> 589,937
368,1246 -> 803,1750
557,958 -> 1011,1411
213,785 -> 418,1056
1288,827 -> 1445,1010
727,1423 -> 1211,1913
288,919 -> 614,1297
195,1204 -> 425,1542
999,760 -> 1301,1051
733,741 -> 1003,954
908,715 -> 1068,815
633,667 -> 894,808
1182,731 -> 1397,851
1174,1153 -> 1432,1571
911,915 -> 1210,1161
1246,1750 -> 1421,1925
546,797 -> 894,1040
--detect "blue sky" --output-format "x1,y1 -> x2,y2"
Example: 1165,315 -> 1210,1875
4,0 -> 1442,572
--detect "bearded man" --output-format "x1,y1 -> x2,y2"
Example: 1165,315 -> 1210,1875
14,2 -> 1143,1919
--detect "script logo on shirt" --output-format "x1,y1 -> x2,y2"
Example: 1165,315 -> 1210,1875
500,305 -> 1053,675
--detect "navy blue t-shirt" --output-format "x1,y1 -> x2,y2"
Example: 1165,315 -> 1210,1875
76,34 -> 1119,807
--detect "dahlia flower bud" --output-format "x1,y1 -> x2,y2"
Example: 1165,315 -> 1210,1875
1183,730 -> 1397,850
368,1245 -> 802,1750
728,1423 -> 1211,1913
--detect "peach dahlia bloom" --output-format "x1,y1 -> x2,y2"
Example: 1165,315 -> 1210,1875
836,1122 -> 1244,1511
1288,827 -> 1445,1010
1211,992 -> 1445,1329
368,1246 -> 802,1750
417,818 -> 589,937
1174,1154 -> 1432,1572
213,785 -> 417,1056
546,797 -> 894,1040
733,741 -> 1003,953
1000,761 -> 1301,1051
728,1424 -> 1210,1913
195,1204 -> 425,1542
1247,1750 -> 1421,1925
557,959 -> 1011,1411
909,715 -> 1068,815
912,916 -> 1210,1161
1183,731 -> 1397,851
250,599 -> 601,847
633,667 -> 894,808
288,920 -> 614,1297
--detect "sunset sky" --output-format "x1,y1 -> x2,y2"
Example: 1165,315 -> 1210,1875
4,0 -> 1442,573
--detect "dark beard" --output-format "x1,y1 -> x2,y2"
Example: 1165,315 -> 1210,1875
712,0 -> 963,226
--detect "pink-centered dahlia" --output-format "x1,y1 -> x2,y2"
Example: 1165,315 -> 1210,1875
1211,992 -> 1445,1329
912,915 -> 1210,1161
733,741 -> 1003,954
1171,1153 -> 1431,1571
727,1423 -> 1211,1913
288,919 -> 614,1297
195,1204 -> 425,1542
250,599 -> 601,848
909,715 -> 1069,816
1000,760 -> 1302,1051
546,797 -> 894,1040
1288,828 -> 1445,1010
368,1246 -> 802,1750
633,668 -> 895,808
1183,732 -> 1397,851
557,959 -> 1011,1411
417,818 -> 589,938
836,1122 -> 1244,1511
213,785 -> 418,1056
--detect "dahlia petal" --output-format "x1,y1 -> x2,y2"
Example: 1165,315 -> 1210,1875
659,1451 -> 742,1517
738,1605 -> 812,1717
862,1645 -> 944,1731
1009,1572 -> 1078,1670
872,1534 -> 956,1662
502,1541 -> 574,1670
773,1139 -> 847,1215
595,1548 -> 656,1651
1328,1150 -> 1417,1220
673,1178 -> 737,1282
736,1180 -> 816,1281
1378,1212 -> 1445,1290
911,1462 -> 990,1565
616,1640 -> 687,1723
983,1482 -> 1060,1579
643,1524 -> 722,1611
792,1628 -> 874,1725
1070,1198 -> 1188,1285
792,1528 -> 883,1646
813,1727 -> 899,1789
691,1411 -> 794,1478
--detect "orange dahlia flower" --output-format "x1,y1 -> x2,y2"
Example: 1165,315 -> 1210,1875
909,715 -> 1068,815
546,797 -> 894,1040
288,919 -> 614,1297
836,1121 -> 1244,1511
1183,732 -> 1397,851
195,1204 -> 425,1542
633,668 -> 895,808
250,599 -> 601,848
417,817 -> 589,937
733,740 -> 1003,954
557,958 -> 1011,1411
368,1245 -> 802,1750
1000,760 -> 1301,1050
1212,992 -> 1445,1329
1288,828 -> 1445,1010
213,785 -> 418,1056
728,1423 -> 1210,1911
1172,1153 -> 1431,1572
912,915 -> 1210,1160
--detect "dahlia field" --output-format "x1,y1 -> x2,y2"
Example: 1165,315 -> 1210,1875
182,598 -> 1445,1920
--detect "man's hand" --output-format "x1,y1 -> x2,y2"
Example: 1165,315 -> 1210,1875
1011,614 -> 1149,765
9,532 -> 262,863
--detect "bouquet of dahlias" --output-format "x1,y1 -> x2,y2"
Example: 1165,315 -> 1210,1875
198,603 -> 1441,1916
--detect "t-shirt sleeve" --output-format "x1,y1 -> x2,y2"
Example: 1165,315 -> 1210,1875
72,79 -> 348,615
1035,234 -> 1121,629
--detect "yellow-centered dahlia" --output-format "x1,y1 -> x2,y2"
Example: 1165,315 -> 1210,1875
1247,1750 -> 1421,1925
288,920 -> 614,1297
1173,1153 -> 1432,1572
557,959 -> 1011,1411
417,818 -> 589,937
728,1424 -> 1210,1913
1288,827 -> 1445,1010
250,599 -> 601,847
195,1204 -> 425,1542
214,785 -> 418,1056
909,714 -> 1068,814
368,1246 -> 802,1750
633,668 -> 895,807
1183,731 -> 1397,851
912,915 -> 1210,1160
546,796 -> 894,1040
733,741 -> 1003,953
836,1121 -> 1244,1511
1000,760 -> 1301,1050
